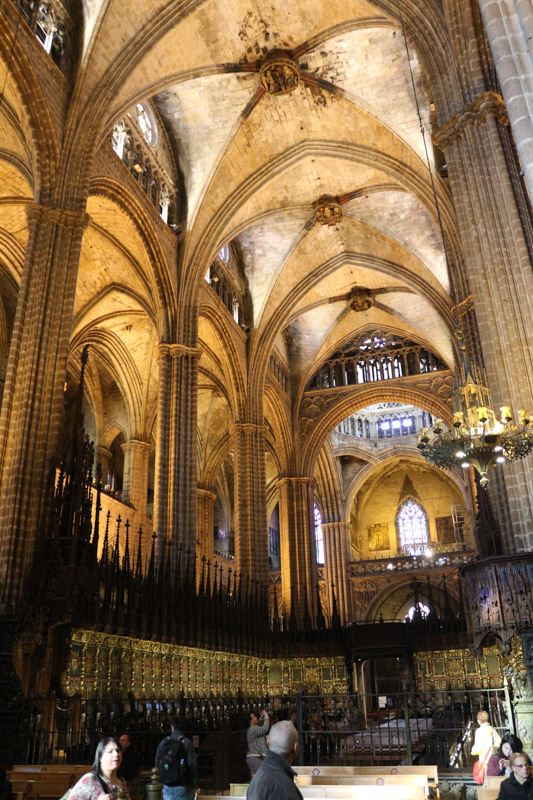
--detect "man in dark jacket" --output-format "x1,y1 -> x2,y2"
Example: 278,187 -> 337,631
155,717 -> 198,800
246,720 -> 302,800
497,753 -> 533,799
117,733 -> 139,782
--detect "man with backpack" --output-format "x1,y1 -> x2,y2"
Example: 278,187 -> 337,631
155,717 -> 199,800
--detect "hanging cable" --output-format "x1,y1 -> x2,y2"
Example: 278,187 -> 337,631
0,2 -> 23,112
396,0 -> 452,271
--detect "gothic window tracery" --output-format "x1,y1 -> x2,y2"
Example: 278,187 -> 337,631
109,114 -> 176,227
136,103 -> 155,145
397,498 -> 430,555
12,0 -> 66,68
204,252 -> 244,328
268,352 -> 288,391
307,330 -> 448,391
36,4 -> 56,52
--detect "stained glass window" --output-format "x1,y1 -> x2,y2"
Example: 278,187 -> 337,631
397,498 -> 429,554
219,244 -> 229,262
314,504 -> 324,564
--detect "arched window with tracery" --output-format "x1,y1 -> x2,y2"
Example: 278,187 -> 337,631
396,498 -> 429,555
314,504 -> 324,564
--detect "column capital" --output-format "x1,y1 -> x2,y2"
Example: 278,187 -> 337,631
158,342 -> 202,362
231,421 -> 267,436
321,521 -> 351,532
27,203 -> 90,231
277,475 -> 314,489
120,438 -> 154,455
433,92 -> 508,149
197,487 -> 217,502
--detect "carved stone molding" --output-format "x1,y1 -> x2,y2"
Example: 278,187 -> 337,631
433,92 -> 508,149
158,342 -> 202,361
299,372 -> 453,442
452,295 -> 474,318
315,194 -> 343,226
27,203 -> 90,231
349,287 -> 373,312
460,556 -> 533,649
260,50 -> 300,95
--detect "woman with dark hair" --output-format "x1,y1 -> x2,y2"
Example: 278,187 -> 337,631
487,734 -> 524,776
67,738 -> 129,800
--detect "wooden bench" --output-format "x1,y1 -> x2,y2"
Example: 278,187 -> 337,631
10,780 -> 72,799
10,768 -> 87,776
477,790 -> 499,800
206,789 -> 426,800
294,765 -> 439,798
322,790 -> 426,800
295,766 -> 438,782
9,774 -> 80,785
484,776 -> 506,789
296,774 -> 428,787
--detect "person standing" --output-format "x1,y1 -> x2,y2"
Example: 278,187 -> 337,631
246,721 -> 302,800
68,738 -> 129,800
472,710 -> 501,781
497,752 -> 533,799
155,717 -> 198,800
246,709 -> 270,778
0,768 -> 12,800
117,734 -> 139,783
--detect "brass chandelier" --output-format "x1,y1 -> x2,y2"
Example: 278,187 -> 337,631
417,337 -> 533,488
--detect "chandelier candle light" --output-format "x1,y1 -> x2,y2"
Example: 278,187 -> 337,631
417,338 -> 533,488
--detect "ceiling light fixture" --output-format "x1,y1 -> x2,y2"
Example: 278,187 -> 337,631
417,344 -> 533,488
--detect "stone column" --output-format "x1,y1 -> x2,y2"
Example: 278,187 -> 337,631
121,439 -> 153,522
277,476 -> 318,625
197,487 -> 216,571
477,0 -> 533,201
0,204 -> 88,614
434,95 -> 533,551
155,343 -> 201,578
322,521 -> 353,624
231,422 -> 268,586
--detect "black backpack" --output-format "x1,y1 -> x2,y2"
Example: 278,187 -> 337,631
157,735 -> 188,785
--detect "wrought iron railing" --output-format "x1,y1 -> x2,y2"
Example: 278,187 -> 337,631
295,687 -> 513,769
14,686 -> 515,790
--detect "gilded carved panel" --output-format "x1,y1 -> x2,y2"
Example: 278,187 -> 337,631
64,630 -> 347,699
414,645 -> 503,690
